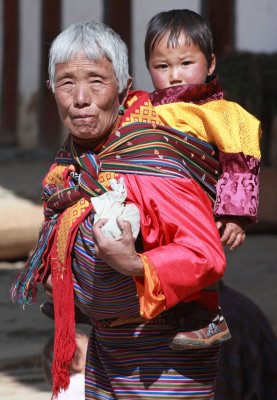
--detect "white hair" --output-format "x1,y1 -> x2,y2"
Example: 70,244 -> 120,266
48,21 -> 129,93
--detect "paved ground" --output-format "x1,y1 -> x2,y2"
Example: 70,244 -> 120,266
0,149 -> 276,399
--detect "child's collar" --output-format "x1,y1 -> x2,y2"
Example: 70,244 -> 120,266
150,75 -> 224,106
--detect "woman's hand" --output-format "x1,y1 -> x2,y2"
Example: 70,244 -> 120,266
92,218 -> 144,277
43,274 -> 53,300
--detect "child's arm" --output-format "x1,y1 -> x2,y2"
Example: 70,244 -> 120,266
216,217 -> 247,251
213,101 -> 261,226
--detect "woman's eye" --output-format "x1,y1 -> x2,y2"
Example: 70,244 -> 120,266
61,80 -> 73,86
182,61 -> 191,66
56,80 -> 73,89
90,79 -> 103,84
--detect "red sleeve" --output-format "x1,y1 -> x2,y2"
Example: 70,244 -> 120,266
123,174 -> 226,310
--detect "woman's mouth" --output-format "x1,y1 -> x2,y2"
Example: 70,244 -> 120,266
72,115 -> 96,125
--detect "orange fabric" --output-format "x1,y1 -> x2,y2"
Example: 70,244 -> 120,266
134,253 -> 166,320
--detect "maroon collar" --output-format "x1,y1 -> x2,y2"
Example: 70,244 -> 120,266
150,76 -> 224,106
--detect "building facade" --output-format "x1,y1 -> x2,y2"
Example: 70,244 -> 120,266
0,0 -> 277,164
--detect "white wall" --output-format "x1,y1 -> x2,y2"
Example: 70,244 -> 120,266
131,0 -> 201,91
17,0 -> 41,148
62,0 -> 103,29
236,0 -> 277,52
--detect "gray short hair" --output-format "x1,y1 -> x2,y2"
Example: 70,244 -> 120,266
48,21 -> 129,93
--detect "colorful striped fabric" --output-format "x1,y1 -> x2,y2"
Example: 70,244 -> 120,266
55,122 -> 219,202
85,323 -> 220,399
73,217 -> 140,322
99,123 -> 219,202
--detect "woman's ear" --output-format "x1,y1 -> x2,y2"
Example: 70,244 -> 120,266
208,53 -> 216,76
45,80 -> 52,91
119,77 -> 133,105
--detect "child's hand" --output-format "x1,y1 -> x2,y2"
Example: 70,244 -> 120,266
216,218 -> 246,251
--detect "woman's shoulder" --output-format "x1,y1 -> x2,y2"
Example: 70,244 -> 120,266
122,90 -> 162,126
126,89 -> 150,105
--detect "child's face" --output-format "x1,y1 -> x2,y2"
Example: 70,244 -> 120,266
148,32 -> 215,90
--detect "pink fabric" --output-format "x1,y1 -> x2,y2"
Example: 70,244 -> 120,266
214,152 -> 260,221
218,151 -> 260,175
150,76 -> 224,106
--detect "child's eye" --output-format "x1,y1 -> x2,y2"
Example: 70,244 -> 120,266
182,60 -> 192,66
156,64 -> 168,70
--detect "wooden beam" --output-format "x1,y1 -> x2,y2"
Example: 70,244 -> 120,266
39,0 -> 62,148
104,0 -> 132,73
1,0 -> 19,144
202,0 -> 235,56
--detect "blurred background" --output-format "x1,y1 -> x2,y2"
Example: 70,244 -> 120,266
0,0 -> 276,399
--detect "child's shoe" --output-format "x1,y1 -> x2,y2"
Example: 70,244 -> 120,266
169,308 -> 231,350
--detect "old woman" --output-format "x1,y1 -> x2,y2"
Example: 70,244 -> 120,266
12,21 -> 226,399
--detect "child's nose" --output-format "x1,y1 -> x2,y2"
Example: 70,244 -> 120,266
170,68 -> 183,84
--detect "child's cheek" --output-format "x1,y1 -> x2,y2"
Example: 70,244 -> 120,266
151,71 -> 168,91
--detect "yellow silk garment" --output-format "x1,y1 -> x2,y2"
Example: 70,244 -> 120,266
154,99 -> 261,159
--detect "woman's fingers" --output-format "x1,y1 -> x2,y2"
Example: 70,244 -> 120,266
43,274 -> 53,300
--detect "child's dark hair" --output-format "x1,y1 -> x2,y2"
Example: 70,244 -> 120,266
145,9 -> 214,68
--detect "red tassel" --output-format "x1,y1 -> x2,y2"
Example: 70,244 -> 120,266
51,256 -> 76,397
48,201 -> 92,397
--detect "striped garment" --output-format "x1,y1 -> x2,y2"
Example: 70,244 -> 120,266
85,324 -> 220,399
72,203 -> 220,399
73,216 -> 139,322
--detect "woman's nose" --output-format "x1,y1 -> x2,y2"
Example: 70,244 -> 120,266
73,84 -> 91,107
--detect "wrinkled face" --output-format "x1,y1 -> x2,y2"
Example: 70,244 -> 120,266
148,32 -> 215,90
54,55 -> 120,144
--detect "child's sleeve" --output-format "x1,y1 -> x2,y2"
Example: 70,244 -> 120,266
213,102 -> 262,222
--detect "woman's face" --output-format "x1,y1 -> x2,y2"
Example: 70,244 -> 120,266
54,55 -> 120,144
